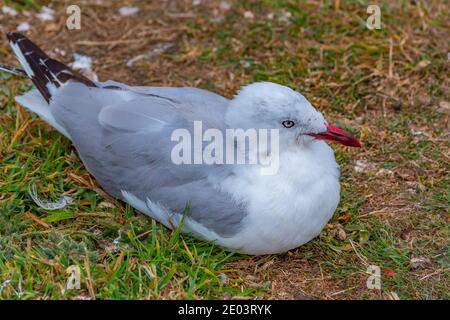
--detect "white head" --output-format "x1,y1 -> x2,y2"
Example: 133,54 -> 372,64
226,82 -> 361,149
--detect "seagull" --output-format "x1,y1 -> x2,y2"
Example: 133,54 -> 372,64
4,33 -> 361,255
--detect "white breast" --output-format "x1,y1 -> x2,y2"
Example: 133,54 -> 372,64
217,141 -> 341,254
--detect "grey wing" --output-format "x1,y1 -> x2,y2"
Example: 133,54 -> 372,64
50,82 -> 247,237
98,80 -> 229,129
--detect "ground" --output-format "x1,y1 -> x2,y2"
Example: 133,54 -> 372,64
0,0 -> 448,300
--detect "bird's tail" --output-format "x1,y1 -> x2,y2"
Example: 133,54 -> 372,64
6,32 -> 96,103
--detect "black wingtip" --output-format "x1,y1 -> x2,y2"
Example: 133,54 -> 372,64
7,31 -> 97,103
6,32 -> 23,43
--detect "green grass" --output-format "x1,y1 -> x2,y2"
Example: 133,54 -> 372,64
3,0 -> 40,11
0,0 -> 449,299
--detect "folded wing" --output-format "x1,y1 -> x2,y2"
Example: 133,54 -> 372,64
50,82 -> 247,238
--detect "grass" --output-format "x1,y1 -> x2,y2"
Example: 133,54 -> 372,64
0,0 -> 449,299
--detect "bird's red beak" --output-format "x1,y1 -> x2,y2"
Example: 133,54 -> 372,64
309,124 -> 361,148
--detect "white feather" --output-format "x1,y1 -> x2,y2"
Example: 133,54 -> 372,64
28,182 -> 73,210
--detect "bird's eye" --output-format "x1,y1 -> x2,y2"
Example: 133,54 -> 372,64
282,120 -> 295,128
